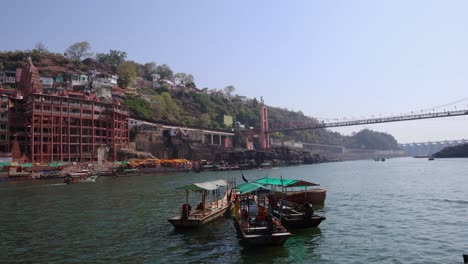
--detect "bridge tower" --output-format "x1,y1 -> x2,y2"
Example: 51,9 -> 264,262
260,106 -> 270,149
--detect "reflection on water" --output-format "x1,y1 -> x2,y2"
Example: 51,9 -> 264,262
1,158 -> 468,263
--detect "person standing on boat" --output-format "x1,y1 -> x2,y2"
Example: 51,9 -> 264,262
303,202 -> 314,219
181,203 -> 191,220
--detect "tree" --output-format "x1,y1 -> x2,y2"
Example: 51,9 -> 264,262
155,64 -> 173,80
174,72 -> 194,86
65,41 -> 92,60
142,62 -> 157,81
35,42 -> 48,53
96,50 -> 127,73
224,85 -> 236,98
117,61 -> 137,88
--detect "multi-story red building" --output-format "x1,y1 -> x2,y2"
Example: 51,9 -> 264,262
1,57 -> 129,163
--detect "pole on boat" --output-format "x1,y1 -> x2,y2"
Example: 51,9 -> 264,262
279,176 -> 284,221
185,190 -> 189,204
202,191 -> 206,216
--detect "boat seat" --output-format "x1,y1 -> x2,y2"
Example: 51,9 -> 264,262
247,226 -> 267,231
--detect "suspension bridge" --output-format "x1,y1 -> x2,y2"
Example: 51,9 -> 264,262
259,97 -> 468,149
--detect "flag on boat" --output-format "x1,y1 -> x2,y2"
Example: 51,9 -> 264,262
242,173 -> 248,183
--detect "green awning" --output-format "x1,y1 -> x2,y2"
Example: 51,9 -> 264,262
177,179 -> 228,192
49,162 -> 67,167
0,162 -> 11,167
237,182 -> 271,195
255,177 -> 319,187
114,161 -> 129,165
20,163 -> 33,167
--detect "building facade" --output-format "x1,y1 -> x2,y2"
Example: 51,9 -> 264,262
0,57 -> 129,163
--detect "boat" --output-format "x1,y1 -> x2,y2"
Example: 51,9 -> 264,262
167,179 -> 232,228
428,156 -> 434,161
64,170 -> 99,184
115,168 -> 141,176
233,182 -> 291,246
270,199 -> 326,228
255,177 -> 326,207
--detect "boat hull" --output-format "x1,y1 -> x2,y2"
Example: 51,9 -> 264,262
279,215 -> 326,228
234,218 -> 291,246
168,205 -> 230,228
275,189 -> 327,207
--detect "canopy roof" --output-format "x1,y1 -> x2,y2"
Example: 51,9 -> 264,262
177,179 -> 228,192
49,162 -> 67,167
237,182 -> 271,195
255,177 -> 319,187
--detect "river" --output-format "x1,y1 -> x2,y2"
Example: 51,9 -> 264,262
1,157 -> 467,263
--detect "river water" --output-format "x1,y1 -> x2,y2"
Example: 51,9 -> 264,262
1,157 -> 467,263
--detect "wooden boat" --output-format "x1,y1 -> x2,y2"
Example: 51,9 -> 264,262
115,168 -> 141,176
270,199 -> 325,228
255,177 -> 327,207
233,182 -> 291,246
167,179 -> 231,228
64,170 -> 99,184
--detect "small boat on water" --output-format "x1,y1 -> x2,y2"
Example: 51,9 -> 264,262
428,156 -> 434,161
270,199 -> 326,228
115,168 -> 141,176
255,177 -> 326,207
233,182 -> 291,246
64,170 -> 99,184
167,179 -> 232,228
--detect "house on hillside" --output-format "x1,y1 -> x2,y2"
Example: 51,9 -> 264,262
69,74 -> 88,89
40,77 -> 53,89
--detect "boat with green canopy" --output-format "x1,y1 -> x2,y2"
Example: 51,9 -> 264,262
167,179 -> 232,228
233,182 -> 291,246
255,176 -> 326,207
255,177 -> 326,228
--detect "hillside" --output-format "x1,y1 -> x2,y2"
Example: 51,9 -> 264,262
433,143 -> 468,158
0,49 -> 400,150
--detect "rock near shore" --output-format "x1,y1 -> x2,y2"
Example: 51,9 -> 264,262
433,143 -> 468,158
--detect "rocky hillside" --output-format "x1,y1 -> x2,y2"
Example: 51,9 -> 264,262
1,49 -> 400,150
433,143 -> 468,158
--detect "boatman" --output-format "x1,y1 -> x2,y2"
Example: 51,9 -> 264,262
181,203 -> 191,220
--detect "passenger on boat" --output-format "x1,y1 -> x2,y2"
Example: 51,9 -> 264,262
303,202 -> 314,219
196,202 -> 204,210
255,207 -> 268,223
181,203 -> 191,220
267,194 -> 278,209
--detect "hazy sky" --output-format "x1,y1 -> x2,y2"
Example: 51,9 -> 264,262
2,0 -> 468,143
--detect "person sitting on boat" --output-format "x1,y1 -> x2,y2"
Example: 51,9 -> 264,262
266,214 -> 275,233
303,202 -> 314,219
255,207 -> 268,223
196,202 -> 204,210
181,203 -> 191,220
267,194 -> 278,210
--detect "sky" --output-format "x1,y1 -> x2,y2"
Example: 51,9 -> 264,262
2,0 -> 468,144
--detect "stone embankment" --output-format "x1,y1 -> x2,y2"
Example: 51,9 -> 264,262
213,146 -> 327,167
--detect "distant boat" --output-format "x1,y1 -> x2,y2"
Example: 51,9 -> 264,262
167,179 -> 232,228
64,171 -> 99,184
381,158 -> 386,162
428,156 -> 434,161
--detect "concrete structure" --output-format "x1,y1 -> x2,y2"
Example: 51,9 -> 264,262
129,118 -> 234,158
